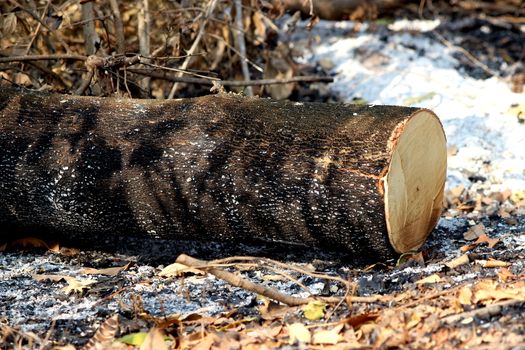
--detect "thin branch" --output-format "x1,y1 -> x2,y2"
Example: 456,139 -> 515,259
441,299 -> 524,324
75,70 -> 94,95
233,0 -> 253,96
141,62 -> 220,80
0,54 -> 87,63
128,68 -> 333,86
431,31 -> 499,78
167,0 -> 219,99
176,254 -> 309,306
175,254 -> 381,306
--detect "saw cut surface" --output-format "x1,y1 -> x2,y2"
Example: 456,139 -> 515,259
384,110 -> 447,253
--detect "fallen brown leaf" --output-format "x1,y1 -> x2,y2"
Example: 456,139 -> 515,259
81,262 -> 131,276
416,274 -> 442,284
311,324 -> 344,345
158,262 -> 205,277
474,234 -> 500,248
475,259 -> 511,268
32,274 -> 72,282
445,254 -> 470,269
458,286 -> 473,305
287,323 -> 311,344
497,268 -> 514,282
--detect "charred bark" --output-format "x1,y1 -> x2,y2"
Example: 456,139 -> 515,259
0,87 -> 446,261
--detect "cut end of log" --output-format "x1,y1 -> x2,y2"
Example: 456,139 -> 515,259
384,110 -> 447,253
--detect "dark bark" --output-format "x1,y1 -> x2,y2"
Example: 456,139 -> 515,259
0,87 -> 444,261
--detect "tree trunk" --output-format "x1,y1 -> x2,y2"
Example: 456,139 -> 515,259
0,87 -> 446,261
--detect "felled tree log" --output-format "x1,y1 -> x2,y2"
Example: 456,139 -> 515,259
0,87 -> 446,261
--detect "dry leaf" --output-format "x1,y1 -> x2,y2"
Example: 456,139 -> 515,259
158,262 -> 205,277
139,328 -> 168,350
32,274 -> 72,282
475,259 -> 510,268
474,288 -> 522,303
406,312 -> 422,329
259,300 -> 294,321
302,300 -> 326,321
416,274 -> 442,284
81,263 -> 130,276
463,224 -> 485,240
251,11 -> 266,45
344,312 -> 379,329
474,234 -> 500,248
311,324 -> 344,345
63,278 -> 95,294
445,254 -> 470,269
460,243 -> 478,253
497,267 -> 514,282
2,13 -> 17,36
458,286 -> 473,305
80,314 -> 119,350
287,323 -> 311,344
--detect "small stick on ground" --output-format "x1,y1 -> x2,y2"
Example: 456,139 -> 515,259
175,254 -> 384,306
441,299 -> 524,324
176,253 -> 309,306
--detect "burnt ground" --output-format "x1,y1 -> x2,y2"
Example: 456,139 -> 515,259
1,214 -> 525,349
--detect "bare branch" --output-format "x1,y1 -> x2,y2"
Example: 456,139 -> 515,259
0,55 -> 87,63
127,68 -> 333,86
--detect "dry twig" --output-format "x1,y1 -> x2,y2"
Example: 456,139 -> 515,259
175,254 -> 380,306
176,254 -> 308,306
0,55 -> 87,63
128,68 -> 333,86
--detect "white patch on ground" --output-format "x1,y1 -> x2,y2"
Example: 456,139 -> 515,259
300,20 -> 525,193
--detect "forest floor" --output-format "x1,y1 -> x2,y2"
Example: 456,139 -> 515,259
1,9 -> 525,350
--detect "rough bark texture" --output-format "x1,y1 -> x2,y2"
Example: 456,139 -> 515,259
0,87 -> 438,261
